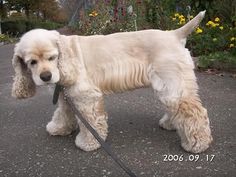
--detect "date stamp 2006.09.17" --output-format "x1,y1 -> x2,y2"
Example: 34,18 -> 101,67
163,154 -> 215,162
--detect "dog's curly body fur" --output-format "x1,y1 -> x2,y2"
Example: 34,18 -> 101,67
12,11 -> 212,153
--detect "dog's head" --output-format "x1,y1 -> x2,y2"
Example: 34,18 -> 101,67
12,29 -> 68,99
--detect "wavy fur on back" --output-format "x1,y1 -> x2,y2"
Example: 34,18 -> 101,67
90,58 -> 150,94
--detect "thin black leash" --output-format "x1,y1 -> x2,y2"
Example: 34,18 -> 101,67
53,84 -> 138,177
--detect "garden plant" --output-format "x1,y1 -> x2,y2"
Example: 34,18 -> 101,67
75,0 -> 236,71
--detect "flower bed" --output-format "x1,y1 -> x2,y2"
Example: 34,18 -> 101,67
75,1 -> 236,71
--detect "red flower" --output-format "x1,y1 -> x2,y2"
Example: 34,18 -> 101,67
137,0 -> 142,4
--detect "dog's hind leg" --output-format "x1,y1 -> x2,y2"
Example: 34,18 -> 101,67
46,93 -> 78,136
148,68 -> 177,131
159,113 -> 176,130
148,60 -> 213,153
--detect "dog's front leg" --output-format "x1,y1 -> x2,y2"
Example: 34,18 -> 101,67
74,91 -> 108,151
46,93 -> 78,136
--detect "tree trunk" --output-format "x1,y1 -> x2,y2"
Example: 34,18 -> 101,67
24,3 -> 30,31
0,0 -> 4,19
25,5 -> 30,19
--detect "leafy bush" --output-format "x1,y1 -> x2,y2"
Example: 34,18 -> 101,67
186,17 -> 236,56
169,12 -> 236,70
76,1 -> 136,35
0,33 -> 16,43
28,20 -> 63,30
76,0 -> 175,34
1,19 -> 63,36
2,20 -> 27,36
198,51 -> 236,71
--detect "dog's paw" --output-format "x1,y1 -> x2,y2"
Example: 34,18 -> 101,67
75,133 -> 101,151
181,135 -> 213,153
159,114 -> 175,130
46,121 -> 76,136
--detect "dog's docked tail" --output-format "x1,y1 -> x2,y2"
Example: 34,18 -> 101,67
175,10 -> 206,39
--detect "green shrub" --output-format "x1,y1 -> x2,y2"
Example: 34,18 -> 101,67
169,12 -> 236,70
0,33 -> 16,43
1,19 -> 63,36
198,51 -> 236,71
187,17 -> 236,56
2,20 -> 27,36
76,1 -> 136,35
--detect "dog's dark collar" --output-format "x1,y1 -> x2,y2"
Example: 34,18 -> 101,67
53,84 -> 63,105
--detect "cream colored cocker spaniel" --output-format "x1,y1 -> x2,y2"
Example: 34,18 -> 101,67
12,11 -> 212,153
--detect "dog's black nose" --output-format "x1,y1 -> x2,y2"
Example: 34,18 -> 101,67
40,71 -> 52,82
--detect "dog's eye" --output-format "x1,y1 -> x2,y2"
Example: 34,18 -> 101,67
30,60 -> 37,65
48,56 -> 56,61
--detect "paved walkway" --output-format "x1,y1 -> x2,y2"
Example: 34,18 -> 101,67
0,44 -> 235,177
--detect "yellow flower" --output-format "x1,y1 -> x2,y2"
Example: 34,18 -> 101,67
174,13 -> 180,17
196,27 -> 203,34
206,20 -> 220,28
89,10 -> 98,17
206,21 -> 214,26
172,17 -> 176,21
179,18 -> 186,25
179,15 -> 185,19
230,37 -> 235,41
229,43 -> 234,48
174,14 -> 185,24
214,17 -> 220,22
219,26 -> 224,30
212,38 -> 217,42
212,23 -> 217,28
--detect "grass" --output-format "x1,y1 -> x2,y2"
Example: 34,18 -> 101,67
198,51 -> 236,72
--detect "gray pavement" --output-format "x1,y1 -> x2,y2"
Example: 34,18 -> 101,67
0,44 -> 236,177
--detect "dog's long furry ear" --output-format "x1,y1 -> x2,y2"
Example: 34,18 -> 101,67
56,35 -> 78,85
12,45 -> 36,99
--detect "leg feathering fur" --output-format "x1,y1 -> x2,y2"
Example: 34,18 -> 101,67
74,94 -> 108,151
46,94 -> 78,136
149,60 -> 213,153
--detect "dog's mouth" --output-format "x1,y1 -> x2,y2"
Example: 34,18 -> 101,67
43,81 -> 56,85
35,81 -> 55,86
39,78 -> 60,85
